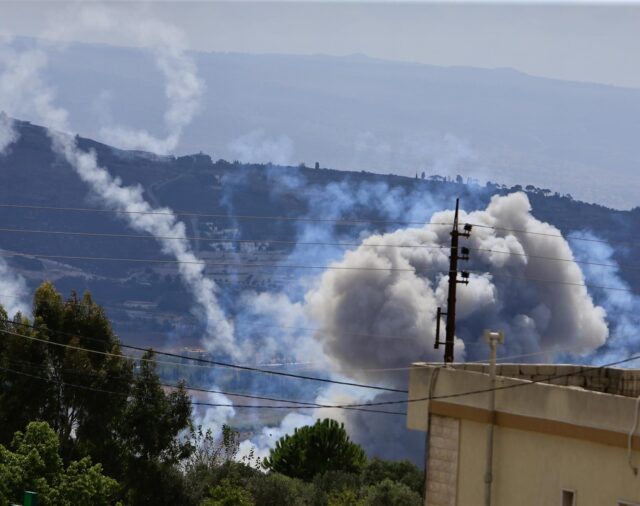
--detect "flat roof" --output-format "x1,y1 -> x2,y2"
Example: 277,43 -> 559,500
412,362 -> 640,398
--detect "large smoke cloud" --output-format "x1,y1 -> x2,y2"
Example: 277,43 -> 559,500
306,192 -> 608,386
237,191 -> 610,464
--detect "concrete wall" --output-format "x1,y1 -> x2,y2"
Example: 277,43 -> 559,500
457,419 -> 640,506
409,365 -> 640,506
426,415 -> 459,506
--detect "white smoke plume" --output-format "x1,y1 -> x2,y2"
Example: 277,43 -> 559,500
238,412 -> 316,464
0,257 -> 29,318
0,112 -> 18,154
97,19 -> 203,154
352,131 -> 477,180
305,192 -> 608,386
39,4 -> 204,155
53,133 -> 237,355
570,232 -> 640,364
0,11 -> 236,357
229,130 -> 294,166
193,391 -> 236,436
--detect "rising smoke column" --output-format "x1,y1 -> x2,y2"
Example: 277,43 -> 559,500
0,9 -> 236,357
41,4 -> 203,155
0,112 -> 17,154
52,133 -> 237,355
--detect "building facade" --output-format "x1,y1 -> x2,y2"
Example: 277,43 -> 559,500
407,363 -> 640,506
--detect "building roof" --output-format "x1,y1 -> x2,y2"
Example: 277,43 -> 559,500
413,362 -> 640,398
407,363 -> 640,447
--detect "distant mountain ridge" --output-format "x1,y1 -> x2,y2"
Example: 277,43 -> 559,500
6,37 -> 640,209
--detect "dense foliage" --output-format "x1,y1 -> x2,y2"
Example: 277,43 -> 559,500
0,283 -> 191,504
0,283 -> 423,505
0,421 -> 118,505
262,418 -> 367,481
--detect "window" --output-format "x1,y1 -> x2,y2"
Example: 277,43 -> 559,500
562,489 -> 575,506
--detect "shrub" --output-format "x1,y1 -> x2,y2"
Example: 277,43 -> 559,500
361,458 -> 423,495
362,478 -> 422,506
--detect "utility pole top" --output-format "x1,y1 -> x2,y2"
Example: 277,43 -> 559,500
434,198 -> 472,364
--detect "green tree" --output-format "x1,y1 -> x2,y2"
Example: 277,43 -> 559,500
0,282 -> 134,475
312,470 -> 361,505
0,421 -> 118,506
361,458 -> 423,495
202,479 -> 255,506
361,478 -> 421,506
120,350 -> 193,505
327,489 -> 364,506
0,283 -> 195,505
247,473 -> 313,506
263,419 -> 367,481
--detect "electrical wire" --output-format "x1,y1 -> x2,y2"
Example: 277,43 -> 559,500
0,203 -> 446,227
0,202 -> 632,247
0,356 -> 404,416
0,327 -> 408,394
467,222 -> 629,246
0,226 -> 629,272
3,335 -> 639,411
0,226 -> 449,252
1,249 -> 632,292
0,250 -> 444,274
466,268 -> 634,293
0,317 -> 597,378
0,298 -> 445,347
338,353 -> 640,408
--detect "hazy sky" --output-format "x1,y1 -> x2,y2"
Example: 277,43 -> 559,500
1,1 -> 639,88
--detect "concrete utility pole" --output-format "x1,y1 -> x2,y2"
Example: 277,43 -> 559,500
484,329 -> 504,506
434,198 -> 472,363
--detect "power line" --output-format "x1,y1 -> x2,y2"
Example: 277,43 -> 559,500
0,356 -> 403,416
0,203 -> 444,227
2,249 -> 631,293
0,360 -> 404,416
467,222 -> 627,247
0,227 -> 631,273
0,298 -> 441,346
0,327 -> 408,394
6,339 -> 639,412
0,202 -> 630,247
0,250 -> 444,274
467,269 -> 634,293
338,353 -> 640,408
0,316 -> 594,376
0,226 -> 449,252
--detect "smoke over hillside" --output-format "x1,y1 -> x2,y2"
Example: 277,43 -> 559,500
234,189 -> 612,462
0,6 -> 633,465
306,192 -> 608,386
0,5 -> 236,358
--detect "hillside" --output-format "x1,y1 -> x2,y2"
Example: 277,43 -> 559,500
0,119 -> 638,350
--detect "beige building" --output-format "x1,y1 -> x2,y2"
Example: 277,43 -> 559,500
407,363 -> 640,506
